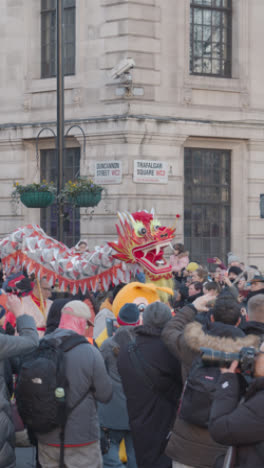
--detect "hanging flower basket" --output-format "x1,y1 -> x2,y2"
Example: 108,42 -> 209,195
12,181 -> 56,208
20,191 -> 55,208
60,179 -> 104,207
70,191 -> 102,207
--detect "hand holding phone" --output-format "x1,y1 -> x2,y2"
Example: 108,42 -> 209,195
106,318 -> 118,337
207,258 -> 216,264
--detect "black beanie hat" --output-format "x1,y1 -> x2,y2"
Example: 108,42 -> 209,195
117,303 -> 140,326
228,266 -> 243,276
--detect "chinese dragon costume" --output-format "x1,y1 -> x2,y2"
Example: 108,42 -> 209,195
0,210 -> 176,294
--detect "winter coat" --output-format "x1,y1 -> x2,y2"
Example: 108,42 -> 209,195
117,324 -> 182,468
162,305 -> 260,468
37,328 -> 113,447
98,326 -> 135,430
93,299 -> 115,340
245,287 -> 264,303
242,320 -> 264,341
0,315 -> 39,468
209,374 -> 264,468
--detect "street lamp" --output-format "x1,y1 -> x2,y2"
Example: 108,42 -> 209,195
56,0 -> 65,243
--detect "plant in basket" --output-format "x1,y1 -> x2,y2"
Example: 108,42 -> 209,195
60,178 -> 103,207
12,180 -> 56,208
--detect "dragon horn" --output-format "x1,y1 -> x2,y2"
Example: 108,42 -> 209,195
125,210 -> 135,226
117,212 -> 125,225
150,207 -> 155,216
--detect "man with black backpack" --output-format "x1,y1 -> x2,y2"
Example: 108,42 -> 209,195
16,300 -> 112,468
162,293 -> 260,468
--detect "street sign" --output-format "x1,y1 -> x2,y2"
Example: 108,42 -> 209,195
94,161 -> 122,184
133,160 -> 168,184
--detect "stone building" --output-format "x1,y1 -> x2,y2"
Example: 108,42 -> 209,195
0,0 -> 264,268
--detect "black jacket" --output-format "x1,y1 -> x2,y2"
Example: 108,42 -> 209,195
209,374 -> 264,468
246,288 -> 264,303
162,305 -> 260,468
242,320 -> 264,340
117,325 -> 182,468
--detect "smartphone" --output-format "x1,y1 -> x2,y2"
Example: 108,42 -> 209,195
106,318 -> 118,337
207,258 -> 216,263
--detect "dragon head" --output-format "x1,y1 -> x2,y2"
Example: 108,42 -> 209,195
108,210 -> 176,281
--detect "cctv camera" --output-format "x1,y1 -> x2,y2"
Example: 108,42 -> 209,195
109,58 -> 135,80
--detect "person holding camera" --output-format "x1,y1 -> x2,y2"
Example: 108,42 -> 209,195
209,342 -> 264,467
161,292 -> 259,468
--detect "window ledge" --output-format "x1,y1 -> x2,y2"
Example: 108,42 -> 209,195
185,74 -> 244,94
25,75 -> 81,94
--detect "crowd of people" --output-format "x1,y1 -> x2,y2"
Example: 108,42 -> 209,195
0,245 -> 264,468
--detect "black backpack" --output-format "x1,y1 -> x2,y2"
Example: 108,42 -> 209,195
16,333 -> 89,433
178,357 -> 220,428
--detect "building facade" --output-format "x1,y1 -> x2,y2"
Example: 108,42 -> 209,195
0,0 -> 264,267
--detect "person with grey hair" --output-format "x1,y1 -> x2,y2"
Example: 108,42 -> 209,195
242,294 -> 264,340
117,302 -> 182,468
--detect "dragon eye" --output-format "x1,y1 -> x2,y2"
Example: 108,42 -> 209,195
151,219 -> 161,232
133,221 -> 148,237
138,227 -> 147,236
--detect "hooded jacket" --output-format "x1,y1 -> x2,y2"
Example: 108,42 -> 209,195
162,305 -> 260,468
209,374 -> 264,468
37,328 -> 112,447
0,315 -> 38,468
118,324 -> 182,468
98,326 -> 135,430
241,320 -> 264,340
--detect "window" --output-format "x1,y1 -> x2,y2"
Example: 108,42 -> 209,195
184,148 -> 231,265
190,0 -> 232,77
41,0 -> 76,78
40,148 -> 80,247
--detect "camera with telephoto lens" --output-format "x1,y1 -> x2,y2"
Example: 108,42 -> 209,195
200,346 -> 257,377
6,286 -> 27,297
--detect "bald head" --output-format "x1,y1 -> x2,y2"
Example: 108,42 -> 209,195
248,294 -> 264,323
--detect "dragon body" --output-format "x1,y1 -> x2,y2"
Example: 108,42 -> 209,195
0,210 -> 175,293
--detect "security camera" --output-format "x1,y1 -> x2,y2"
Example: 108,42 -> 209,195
109,58 -> 135,80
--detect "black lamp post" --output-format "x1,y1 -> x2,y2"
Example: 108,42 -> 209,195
56,0 -> 65,243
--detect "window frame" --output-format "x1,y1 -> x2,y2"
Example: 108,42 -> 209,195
41,0 -> 76,79
184,147 -> 231,265
40,146 -> 80,247
189,0 -> 232,78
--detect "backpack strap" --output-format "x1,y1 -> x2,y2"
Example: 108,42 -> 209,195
59,334 -> 89,353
